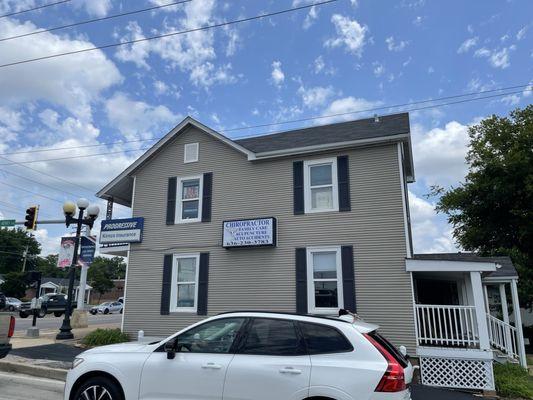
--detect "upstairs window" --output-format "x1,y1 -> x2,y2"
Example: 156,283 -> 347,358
184,143 -> 199,163
177,175 -> 203,223
304,158 -> 339,213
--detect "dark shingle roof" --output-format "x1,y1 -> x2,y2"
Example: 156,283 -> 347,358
412,253 -> 518,278
235,113 -> 410,153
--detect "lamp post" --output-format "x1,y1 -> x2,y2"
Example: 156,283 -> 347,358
56,198 -> 99,340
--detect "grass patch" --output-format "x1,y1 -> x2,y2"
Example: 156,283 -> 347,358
82,328 -> 130,347
494,363 -> 533,399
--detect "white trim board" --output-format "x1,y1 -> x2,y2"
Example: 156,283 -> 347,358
417,346 -> 494,360
406,259 -> 498,272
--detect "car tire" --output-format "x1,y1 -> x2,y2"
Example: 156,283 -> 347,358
38,309 -> 46,318
72,376 -> 124,400
8,305 -> 15,312
19,312 -> 28,318
54,312 -> 63,317
104,308 -> 109,314
90,310 -> 97,315
120,309 -> 123,314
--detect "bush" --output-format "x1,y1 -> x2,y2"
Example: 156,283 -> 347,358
494,363 -> 533,399
82,328 -> 129,347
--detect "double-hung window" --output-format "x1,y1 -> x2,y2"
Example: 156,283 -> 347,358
303,158 -> 338,213
306,246 -> 343,314
177,175 -> 203,223
170,254 -> 200,312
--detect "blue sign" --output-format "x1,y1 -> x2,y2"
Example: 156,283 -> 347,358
79,236 -> 96,267
100,217 -> 144,244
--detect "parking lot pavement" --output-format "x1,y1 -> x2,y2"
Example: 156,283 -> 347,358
411,384 -> 477,399
0,371 -> 64,400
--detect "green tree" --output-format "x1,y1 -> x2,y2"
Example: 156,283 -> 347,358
33,254 -> 69,279
90,270 -> 114,302
0,228 -> 40,274
431,105 -> 533,307
0,271 -> 27,298
89,256 -> 126,280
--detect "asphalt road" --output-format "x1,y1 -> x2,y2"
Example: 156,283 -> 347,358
0,372 -> 64,400
14,313 -> 122,331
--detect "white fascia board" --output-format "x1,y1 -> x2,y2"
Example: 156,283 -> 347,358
416,346 -> 493,359
249,134 -> 409,160
406,259 -> 497,272
482,276 -> 518,283
97,117 -> 254,201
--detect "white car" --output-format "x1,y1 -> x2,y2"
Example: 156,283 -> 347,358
65,311 -> 413,400
90,301 -> 123,315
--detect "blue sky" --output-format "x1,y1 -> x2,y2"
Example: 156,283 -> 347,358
0,0 -> 531,255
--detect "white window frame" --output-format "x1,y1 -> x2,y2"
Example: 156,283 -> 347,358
176,175 -> 203,224
303,157 -> 339,214
306,246 -> 344,314
184,142 -> 199,163
170,253 -> 200,313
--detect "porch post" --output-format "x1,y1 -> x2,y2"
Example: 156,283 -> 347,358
510,279 -> 527,368
499,283 -> 513,356
483,284 -> 490,312
470,272 -> 491,350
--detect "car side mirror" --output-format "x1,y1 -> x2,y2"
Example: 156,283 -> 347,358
164,340 -> 176,360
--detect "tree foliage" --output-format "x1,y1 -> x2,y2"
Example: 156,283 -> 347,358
0,228 -> 40,274
432,105 -> 533,307
0,271 -> 27,298
87,256 -> 125,301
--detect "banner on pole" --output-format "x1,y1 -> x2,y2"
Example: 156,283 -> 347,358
79,236 -> 97,267
57,237 -> 76,268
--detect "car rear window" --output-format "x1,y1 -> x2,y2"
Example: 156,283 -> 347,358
368,331 -> 408,368
299,322 -> 353,354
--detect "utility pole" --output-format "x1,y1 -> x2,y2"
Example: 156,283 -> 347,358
21,242 -> 29,272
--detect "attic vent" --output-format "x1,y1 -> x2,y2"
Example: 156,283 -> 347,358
184,143 -> 199,163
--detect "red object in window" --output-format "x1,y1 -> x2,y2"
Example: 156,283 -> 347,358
364,333 -> 406,392
8,316 -> 15,338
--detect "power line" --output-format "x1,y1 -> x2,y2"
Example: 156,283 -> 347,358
0,167 -> 83,198
0,87 -> 529,167
0,0 -> 192,42
0,0 -> 72,19
0,180 -> 65,204
0,0 -> 339,68
0,83 -> 529,158
0,199 -> 56,218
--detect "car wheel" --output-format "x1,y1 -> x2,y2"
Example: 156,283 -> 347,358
38,309 -> 46,318
90,310 -> 97,315
19,312 -> 28,318
104,308 -> 109,314
54,311 -> 63,317
8,305 -> 15,312
73,376 -> 123,400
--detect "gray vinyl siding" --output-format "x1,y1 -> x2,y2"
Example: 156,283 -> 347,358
125,126 -> 416,351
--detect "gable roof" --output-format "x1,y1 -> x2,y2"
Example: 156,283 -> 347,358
97,113 -> 413,207
412,253 -> 518,279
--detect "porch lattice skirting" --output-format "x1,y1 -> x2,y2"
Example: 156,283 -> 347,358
420,356 -> 495,391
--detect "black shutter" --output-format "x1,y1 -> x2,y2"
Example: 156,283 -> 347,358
337,156 -> 351,212
293,161 -> 304,215
166,177 -> 177,225
201,173 -> 213,222
341,245 -> 356,312
295,248 -> 307,314
197,253 -> 209,315
160,254 -> 173,315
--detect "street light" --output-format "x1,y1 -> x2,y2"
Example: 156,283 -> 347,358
56,198 -> 100,340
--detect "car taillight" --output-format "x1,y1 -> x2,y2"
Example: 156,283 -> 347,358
8,316 -> 15,338
364,333 -> 406,392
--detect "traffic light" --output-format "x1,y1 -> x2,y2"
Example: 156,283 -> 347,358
24,206 -> 38,230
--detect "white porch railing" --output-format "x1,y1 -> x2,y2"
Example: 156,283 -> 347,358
487,314 -> 519,360
415,304 -> 479,347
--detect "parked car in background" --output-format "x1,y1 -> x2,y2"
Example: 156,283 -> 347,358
90,301 -> 123,315
19,293 -> 76,318
6,297 -> 21,312
0,312 -> 15,359
65,311 -> 413,400
0,293 -> 6,310
117,296 -> 124,304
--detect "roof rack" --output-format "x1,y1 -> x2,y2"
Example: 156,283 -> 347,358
215,310 -> 351,323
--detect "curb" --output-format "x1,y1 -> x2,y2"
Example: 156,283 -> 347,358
0,360 -> 67,381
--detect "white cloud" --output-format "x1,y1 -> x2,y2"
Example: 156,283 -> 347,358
303,6 -> 318,29
76,0 -> 112,17
516,25 -> 528,40
457,37 -> 478,53
0,18 -> 122,121
271,61 -> 285,87
313,55 -> 335,75
474,46 -> 515,69
411,121 -> 470,187
105,93 -> 176,140
320,96 -> 382,124
373,61 -> 385,77
154,80 -> 168,96
325,14 -> 367,57
413,16 -> 424,26
298,86 -> 335,108
385,36 -> 409,52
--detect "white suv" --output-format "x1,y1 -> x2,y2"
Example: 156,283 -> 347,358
65,311 -> 413,400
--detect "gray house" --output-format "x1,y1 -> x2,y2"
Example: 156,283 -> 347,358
97,113 -> 525,392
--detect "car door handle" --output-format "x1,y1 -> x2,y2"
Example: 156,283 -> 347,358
279,367 -> 302,375
201,363 -> 222,370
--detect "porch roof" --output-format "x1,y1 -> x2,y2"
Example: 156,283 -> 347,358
410,253 -> 518,279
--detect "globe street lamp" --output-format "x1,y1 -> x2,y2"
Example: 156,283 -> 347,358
56,198 -> 99,340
